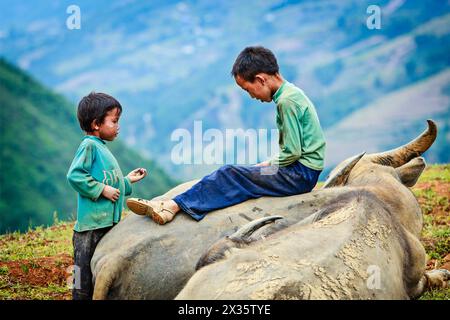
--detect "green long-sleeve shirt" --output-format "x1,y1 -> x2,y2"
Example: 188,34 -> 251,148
67,135 -> 132,232
269,81 -> 326,170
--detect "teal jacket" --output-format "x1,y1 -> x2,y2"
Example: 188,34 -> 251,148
67,136 -> 132,232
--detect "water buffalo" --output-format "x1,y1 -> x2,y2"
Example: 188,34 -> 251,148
176,120 -> 450,299
92,169 -> 345,299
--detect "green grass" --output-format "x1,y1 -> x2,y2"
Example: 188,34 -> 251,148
0,280 -> 69,300
418,164 -> 450,182
0,221 -> 74,300
415,164 -> 450,300
0,266 -> 9,275
413,165 -> 450,269
422,223 -> 450,261
0,222 -> 73,262
420,288 -> 450,300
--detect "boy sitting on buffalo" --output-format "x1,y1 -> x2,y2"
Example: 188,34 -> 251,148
127,46 -> 326,224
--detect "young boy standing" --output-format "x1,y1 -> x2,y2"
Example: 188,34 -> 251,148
127,46 -> 326,225
67,92 -> 147,299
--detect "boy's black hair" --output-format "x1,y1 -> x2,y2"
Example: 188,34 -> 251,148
77,92 -> 122,132
231,46 -> 279,82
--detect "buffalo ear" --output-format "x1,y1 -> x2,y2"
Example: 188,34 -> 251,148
322,152 -> 365,188
395,157 -> 426,187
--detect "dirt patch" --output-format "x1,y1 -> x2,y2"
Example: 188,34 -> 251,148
0,253 -> 73,287
415,180 -> 450,271
439,253 -> 450,270
415,181 -> 449,224
415,181 -> 450,198
426,254 -> 450,272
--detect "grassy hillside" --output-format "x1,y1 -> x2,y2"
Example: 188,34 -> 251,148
0,58 -> 177,234
0,164 -> 448,300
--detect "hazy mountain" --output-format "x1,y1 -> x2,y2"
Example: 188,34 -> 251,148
0,0 -> 449,181
325,69 -> 450,169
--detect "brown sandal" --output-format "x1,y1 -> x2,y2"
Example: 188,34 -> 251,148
126,198 -> 157,216
126,198 -> 176,225
151,207 -> 176,225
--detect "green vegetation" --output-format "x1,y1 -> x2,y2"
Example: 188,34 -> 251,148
0,283 -> 69,300
0,222 -> 73,262
414,165 -> 450,275
418,164 -> 450,182
0,221 -> 74,299
414,165 -> 450,300
0,59 -> 177,234
420,288 -> 450,300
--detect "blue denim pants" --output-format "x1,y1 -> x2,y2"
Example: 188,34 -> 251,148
173,161 -> 321,221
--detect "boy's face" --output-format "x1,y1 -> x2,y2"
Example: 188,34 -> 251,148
93,108 -> 121,141
235,74 -> 273,103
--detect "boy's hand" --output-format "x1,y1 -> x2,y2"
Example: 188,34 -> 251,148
127,168 -> 147,183
253,160 -> 271,167
102,185 -> 120,202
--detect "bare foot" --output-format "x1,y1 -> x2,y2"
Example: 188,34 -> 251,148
166,200 -> 181,214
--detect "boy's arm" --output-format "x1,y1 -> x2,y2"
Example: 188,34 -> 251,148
124,176 -> 133,196
269,101 -> 303,167
67,143 -> 105,200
